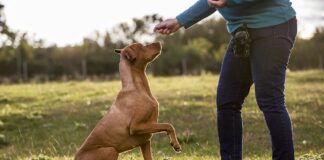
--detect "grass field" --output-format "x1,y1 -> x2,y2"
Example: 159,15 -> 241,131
0,70 -> 323,160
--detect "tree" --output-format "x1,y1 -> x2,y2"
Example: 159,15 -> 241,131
182,37 -> 213,74
16,33 -> 34,81
183,18 -> 230,50
312,27 -> 324,69
81,37 -> 99,78
111,14 -> 163,44
0,2 -> 20,81
0,2 -> 6,36
0,2 -> 16,45
213,43 -> 227,71
153,32 -> 185,75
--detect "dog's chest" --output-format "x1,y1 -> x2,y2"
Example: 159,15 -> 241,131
142,94 -> 159,108
144,96 -> 159,121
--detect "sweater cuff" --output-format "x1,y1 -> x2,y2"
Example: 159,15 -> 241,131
176,15 -> 191,29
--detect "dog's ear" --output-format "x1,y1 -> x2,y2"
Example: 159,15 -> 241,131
114,49 -> 122,54
123,50 -> 136,62
115,48 -> 136,62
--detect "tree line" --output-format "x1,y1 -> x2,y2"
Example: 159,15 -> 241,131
0,4 -> 323,83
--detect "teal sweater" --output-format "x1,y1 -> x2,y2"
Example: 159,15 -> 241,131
176,0 -> 296,33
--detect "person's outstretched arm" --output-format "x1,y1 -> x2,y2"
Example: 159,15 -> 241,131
154,0 -> 219,35
176,0 -> 217,29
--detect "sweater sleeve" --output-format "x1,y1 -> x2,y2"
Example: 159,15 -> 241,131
176,0 -> 217,29
227,0 -> 262,6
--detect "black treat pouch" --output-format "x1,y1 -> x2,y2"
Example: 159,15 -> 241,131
232,25 -> 251,57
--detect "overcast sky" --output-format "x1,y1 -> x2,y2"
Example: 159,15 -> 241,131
2,0 -> 324,46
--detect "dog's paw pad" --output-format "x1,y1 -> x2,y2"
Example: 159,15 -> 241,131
171,143 -> 182,153
170,141 -> 181,153
173,146 -> 182,153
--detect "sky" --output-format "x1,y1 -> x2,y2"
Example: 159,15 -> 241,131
1,0 -> 324,46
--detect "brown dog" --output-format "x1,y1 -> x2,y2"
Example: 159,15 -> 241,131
75,42 -> 181,160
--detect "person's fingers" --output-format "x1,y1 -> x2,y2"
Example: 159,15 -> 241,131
154,21 -> 168,30
155,28 -> 165,34
154,19 -> 180,35
154,26 -> 162,31
154,28 -> 162,33
156,29 -> 166,34
162,28 -> 170,34
154,28 -> 167,35
154,25 -> 162,31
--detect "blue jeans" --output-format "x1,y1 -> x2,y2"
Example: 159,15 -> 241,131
216,18 -> 297,160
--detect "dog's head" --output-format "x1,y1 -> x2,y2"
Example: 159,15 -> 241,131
114,42 -> 162,67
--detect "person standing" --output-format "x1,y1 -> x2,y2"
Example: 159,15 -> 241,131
154,0 -> 297,159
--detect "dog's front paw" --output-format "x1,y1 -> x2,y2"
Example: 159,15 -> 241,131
170,142 -> 182,153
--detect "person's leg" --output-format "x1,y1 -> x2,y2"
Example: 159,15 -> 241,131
249,18 -> 297,160
217,39 -> 253,160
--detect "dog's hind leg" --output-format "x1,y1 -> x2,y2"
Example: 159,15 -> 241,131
140,140 -> 153,160
75,147 -> 118,160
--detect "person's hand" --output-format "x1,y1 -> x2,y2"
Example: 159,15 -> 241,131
154,19 -> 181,35
207,0 -> 227,8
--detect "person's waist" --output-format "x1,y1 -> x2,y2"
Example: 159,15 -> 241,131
231,17 -> 297,39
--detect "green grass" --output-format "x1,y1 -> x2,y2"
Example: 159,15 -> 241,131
0,70 -> 323,160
